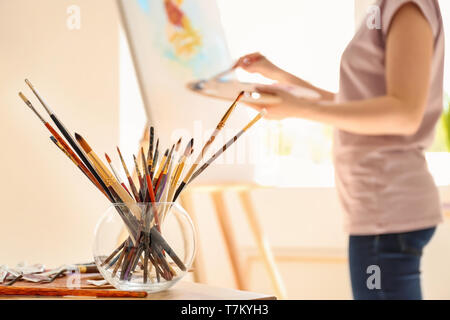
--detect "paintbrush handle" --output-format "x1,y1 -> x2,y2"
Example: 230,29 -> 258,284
150,227 -> 186,271
0,286 -> 147,298
211,67 -> 234,81
127,176 -> 141,202
145,174 -> 161,230
189,110 -> 266,184
49,114 -> 113,200
47,126 -> 105,195
88,151 -> 141,220
190,131 -> 244,184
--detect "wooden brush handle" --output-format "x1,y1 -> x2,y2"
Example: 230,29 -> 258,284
50,115 -> 113,201
0,286 -> 147,298
46,123 -> 104,193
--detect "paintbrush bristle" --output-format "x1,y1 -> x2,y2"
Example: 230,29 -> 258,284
105,153 -> 112,163
18,92 -> 31,105
74,133 -> 92,153
183,138 -> 194,157
216,91 -> 243,129
18,91 -> 47,124
175,137 -> 182,152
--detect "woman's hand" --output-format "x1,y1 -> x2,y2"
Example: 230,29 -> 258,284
235,53 -> 336,101
233,52 -> 281,79
246,85 -> 316,120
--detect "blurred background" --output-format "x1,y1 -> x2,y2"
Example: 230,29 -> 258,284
1,0 -> 449,299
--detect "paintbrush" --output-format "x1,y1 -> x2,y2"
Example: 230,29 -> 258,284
155,144 -> 176,201
19,92 -> 106,195
24,79 -> 112,201
112,243 -> 127,278
189,109 -> 267,184
140,147 -> 149,198
105,153 -> 131,196
211,56 -> 264,80
75,133 -> 141,243
141,148 -> 151,202
162,142 -> 180,202
74,133 -> 136,208
173,91 -> 244,201
165,138 -> 181,189
0,286 -> 147,298
140,151 -> 156,229
151,138 -> 159,178
147,126 -> 154,174
133,154 -> 145,201
141,148 -> 160,230
175,137 -> 182,153
117,146 -> 140,202
154,148 -> 169,187
101,241 -> 126,267
150,227 -> 186,271
155,145 -> 174,195
168,138 -> 194,201
50,136 -> 106,196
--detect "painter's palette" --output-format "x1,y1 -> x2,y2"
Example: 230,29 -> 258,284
187,79 -> 281,105
187,79 -> 320,105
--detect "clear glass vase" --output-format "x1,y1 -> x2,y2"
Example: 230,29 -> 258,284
93,202 -> 196,292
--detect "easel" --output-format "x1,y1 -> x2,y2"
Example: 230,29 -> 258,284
179,183 -> 287,299
135,129 -> 287,299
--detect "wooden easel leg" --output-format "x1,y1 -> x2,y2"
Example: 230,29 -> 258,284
238,190 -> 287,299
179,192 -> 207,284
211,191 -> 246,290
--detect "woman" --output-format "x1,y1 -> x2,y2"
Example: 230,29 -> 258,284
236,0 -> 444,299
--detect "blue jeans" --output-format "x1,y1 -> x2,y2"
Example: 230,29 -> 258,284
349,227 -> 436,300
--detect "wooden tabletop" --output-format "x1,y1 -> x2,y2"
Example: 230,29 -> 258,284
0,279 -> 275,300
137,282 -> 276,300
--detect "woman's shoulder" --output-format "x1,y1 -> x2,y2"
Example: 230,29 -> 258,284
379,0 -> 442,39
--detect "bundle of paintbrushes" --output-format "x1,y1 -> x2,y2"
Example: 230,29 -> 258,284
18,79 -> 266,287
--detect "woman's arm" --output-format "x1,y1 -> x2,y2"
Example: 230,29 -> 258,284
272,69 -> 336,101
234,53 -> 336,101
255,3 -> 433,136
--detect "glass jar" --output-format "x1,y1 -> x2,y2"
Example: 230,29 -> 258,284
93,202 -> 196,292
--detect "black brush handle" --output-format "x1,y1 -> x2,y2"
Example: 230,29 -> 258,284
150,227 -> 186,271
49,114 -> 112,200
172,181 -> 186,203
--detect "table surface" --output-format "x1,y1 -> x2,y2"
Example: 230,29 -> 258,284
0,280 -> 276,300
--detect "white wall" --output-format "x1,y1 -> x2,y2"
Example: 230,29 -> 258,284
0,0 -> 119,266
